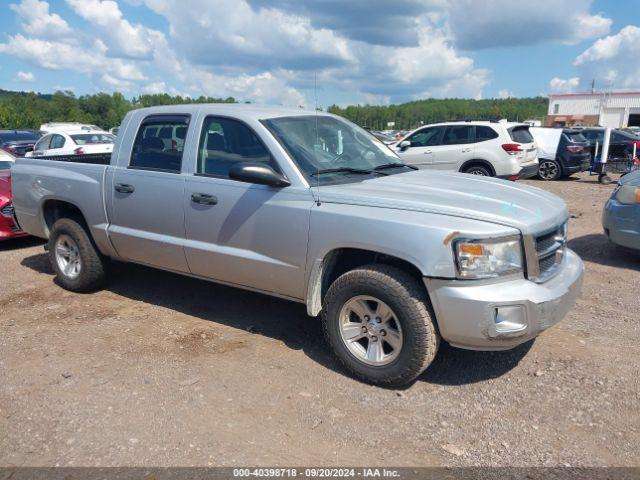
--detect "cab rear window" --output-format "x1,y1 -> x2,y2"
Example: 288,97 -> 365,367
509,126 -> 534,144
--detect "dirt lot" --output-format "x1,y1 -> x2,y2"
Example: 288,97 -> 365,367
1,172 -> 639,467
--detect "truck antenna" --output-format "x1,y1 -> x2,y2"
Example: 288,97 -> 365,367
314,71 -> 321,206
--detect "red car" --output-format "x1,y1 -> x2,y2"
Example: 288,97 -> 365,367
0,151 -> 28,240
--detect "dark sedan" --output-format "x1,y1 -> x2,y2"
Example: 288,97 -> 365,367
0,129 -> 43,157
581,128 -> 640,160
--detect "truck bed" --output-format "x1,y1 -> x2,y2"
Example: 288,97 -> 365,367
11,153 -> 116,257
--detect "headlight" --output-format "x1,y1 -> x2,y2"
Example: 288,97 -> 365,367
454,236 -> 523,279
615,185 -> 640,204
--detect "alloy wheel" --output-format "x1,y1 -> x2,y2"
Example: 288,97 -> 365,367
539,160 -> 559,180
338,295 -> 403,366
54,234 -> 82,279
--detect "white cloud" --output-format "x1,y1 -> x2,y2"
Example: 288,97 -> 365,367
447,0 -> 611,49
549,77 -> 580,94
9,0 -> 72,39
497,89 -> 514,99
573,26 -> 640,90
135,0 -> 353,70
16,71 -> 36,82
65,0 -> 162,59
386,25 -> 474,84
142,81 -> 167,95
0,35 -> 146,92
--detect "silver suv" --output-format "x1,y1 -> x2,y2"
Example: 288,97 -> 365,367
12,105 -> 582,387
395,121 -> 539,179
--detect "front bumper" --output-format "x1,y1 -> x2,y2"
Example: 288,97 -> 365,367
424,249 -> 584,350
602,198 -> 640,251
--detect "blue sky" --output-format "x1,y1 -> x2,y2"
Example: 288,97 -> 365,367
0,0 -> 639,107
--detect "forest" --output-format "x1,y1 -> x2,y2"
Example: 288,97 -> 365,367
327,97 -> 548,130
0,88 -> 548,131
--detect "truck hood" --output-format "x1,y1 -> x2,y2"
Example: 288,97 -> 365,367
316,170 -> 568,235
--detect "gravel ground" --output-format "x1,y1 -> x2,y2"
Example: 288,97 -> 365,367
0,172 -> 638,467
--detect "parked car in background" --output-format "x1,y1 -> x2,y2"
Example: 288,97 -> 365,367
26,130 -> 115,157
109,127 -> 120,136
581,128 -> 640,159
603,169 -> 640,252
621,126 -> 640,137
394,121 -> 539,180
372,131 -> 396,145
530,127 -> 591,181
40,122 -> 103,134
0,129 -> 43,157
0,150 -> 27,240
11,104 -> 583,387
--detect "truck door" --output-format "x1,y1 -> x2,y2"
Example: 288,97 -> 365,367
107,114 -> 190,273
396,126 -> 445,168
182,115 -> 312,300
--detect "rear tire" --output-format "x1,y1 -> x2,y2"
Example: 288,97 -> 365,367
538,159 -> 562,181
463,164 -> 492,176
48,218 -> 107,292
321,264 -> 439,387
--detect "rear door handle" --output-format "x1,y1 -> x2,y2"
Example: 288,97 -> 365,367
114,183 -> 135,194
424,150 -> 433,154
191,193 -> 218,205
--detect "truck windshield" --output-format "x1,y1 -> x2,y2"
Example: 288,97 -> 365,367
263,115 -> 406,184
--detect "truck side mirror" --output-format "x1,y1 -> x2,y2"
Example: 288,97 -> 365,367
399,140 -> 411,151
229,162 -> 291,187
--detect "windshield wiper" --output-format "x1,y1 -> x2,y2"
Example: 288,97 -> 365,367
310,167 -> 373,176
373,162 -> 418,171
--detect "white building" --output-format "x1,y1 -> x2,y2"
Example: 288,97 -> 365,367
547,91 -> 640,128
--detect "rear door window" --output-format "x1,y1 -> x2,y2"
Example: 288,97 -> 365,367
475,126 -> 499,142
407,126 -> 444,147
509,126 -> 534,144
442,126 -> 473,145
130,115 -> 189,173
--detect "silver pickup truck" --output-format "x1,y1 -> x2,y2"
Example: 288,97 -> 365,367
11,105 -> 584,387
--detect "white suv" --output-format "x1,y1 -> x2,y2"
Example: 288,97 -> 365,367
394,121 -> 539,180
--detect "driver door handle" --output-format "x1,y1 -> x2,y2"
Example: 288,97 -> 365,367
424,150 -> 433,154
114,183 -> 135,194
191,193 -> 218,205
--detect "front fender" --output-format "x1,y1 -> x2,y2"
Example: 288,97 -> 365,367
304,202 -> 519,316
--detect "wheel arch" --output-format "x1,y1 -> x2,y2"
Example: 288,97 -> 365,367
459,159 -> 496,176
41,198 -> 89,236
306,247 -> 426,317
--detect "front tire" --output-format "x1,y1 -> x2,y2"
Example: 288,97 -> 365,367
538,159 -> 562,181
321,264 -> 439,387
48,218 -> 107,292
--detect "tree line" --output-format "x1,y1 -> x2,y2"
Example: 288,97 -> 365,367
0,89 -> 236,130
327,97 -> 548,130
0,89 -> 548,131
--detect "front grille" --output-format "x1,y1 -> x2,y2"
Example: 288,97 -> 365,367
531,223 -> 567,282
